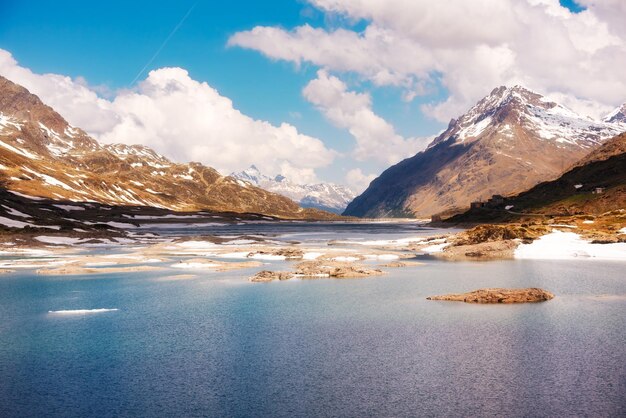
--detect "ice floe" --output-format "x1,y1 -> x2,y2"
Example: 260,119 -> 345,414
48,308 -> 119,315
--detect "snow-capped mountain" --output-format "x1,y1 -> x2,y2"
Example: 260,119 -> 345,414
428,86 -> 623,150
604,103 -> 626,124
232,166 -> 356,214
345,85 -> 625,218
0,75 -> 338,219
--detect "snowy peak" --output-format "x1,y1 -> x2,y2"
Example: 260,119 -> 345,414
604,103 -> 626,124
430,85 -> 623,150
231,166 -> 356,214
472,85 -> 543,115
235,164 -> 270,185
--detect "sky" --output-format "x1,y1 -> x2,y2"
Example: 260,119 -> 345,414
1,0 -> 625,192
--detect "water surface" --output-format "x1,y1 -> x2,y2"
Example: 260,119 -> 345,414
0,223 -> 624,417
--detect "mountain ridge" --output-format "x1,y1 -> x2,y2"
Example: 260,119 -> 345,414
0,75 -> 338,220
231,165 -> 356,214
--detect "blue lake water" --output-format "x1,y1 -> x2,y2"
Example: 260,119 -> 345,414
0,223 -> 625,417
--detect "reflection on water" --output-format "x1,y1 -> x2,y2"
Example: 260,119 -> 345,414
0,223 -> 624,417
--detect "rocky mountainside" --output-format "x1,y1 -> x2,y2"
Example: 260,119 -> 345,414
0,76 -> 337,219
447,132 -> 626,222
231,165 -> 356,214
344,86 -> 625,218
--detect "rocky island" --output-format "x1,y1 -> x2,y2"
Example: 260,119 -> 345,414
427,288 -> 555,303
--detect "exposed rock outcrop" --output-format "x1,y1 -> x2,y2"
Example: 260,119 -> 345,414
249,260 -> 385,282
250,270 -> 294,282
295,260 -> 384,278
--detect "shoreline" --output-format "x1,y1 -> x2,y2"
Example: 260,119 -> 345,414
0,214 -> 624,277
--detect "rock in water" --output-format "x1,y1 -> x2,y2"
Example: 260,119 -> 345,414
250,270 -> 294,282
427,288 -> 554,303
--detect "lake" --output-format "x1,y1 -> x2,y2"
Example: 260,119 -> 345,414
0,222 -> 624,417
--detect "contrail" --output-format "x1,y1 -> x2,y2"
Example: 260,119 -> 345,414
129,1 -> 199,86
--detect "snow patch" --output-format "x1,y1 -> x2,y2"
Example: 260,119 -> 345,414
54,204 -> 85,211
515,231 -> 626,260
0,139 -> 40,159
9,191 -> 45,200
171,262 -> 219,269
303,252 -> 324,260
0,216 -> 32,228
35,236 -> 85,245
421,243 -> 449,254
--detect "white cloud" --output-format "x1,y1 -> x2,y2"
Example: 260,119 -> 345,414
303,70 -> 431,164
345,168 -> 377,193
0,50 -> 335,184
0,49 -> 120,134
230,0 -> 626,121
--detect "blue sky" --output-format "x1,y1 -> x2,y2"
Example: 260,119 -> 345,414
1,0 -> 618,191
0,0 -> 442,142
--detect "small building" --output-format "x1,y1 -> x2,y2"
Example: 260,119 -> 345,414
593,187 -> 605,194
470,201 -> 485,209
488,194 -> 505,206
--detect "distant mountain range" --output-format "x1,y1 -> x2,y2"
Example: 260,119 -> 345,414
344,86 -> 626,218
231,165 -> 356,214
0,76 -> 336,220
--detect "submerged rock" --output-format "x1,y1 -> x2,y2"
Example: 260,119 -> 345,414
380,261 -> 425,268
248,248 -> 304,259
427,288 -> 555,303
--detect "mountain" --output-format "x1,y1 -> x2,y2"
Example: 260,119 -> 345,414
344,86 -> 625,218
0,75 -> 337,220
231,165 -> 356,214
447,132 -> 626,222
604,103 -> 626,124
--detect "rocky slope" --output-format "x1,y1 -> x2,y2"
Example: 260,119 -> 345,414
344,86 -> 625,218
231,165 -> 356,214
0,187 -> 289,246
446,132 -> 626,223
0,76 -> 336,219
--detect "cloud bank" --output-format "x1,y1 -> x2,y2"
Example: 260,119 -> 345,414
229,0 -> 626,121
0,49 -> 335,184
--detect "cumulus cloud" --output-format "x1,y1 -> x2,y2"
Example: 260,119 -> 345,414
345,168 -> 377,193
0,49 -> 120,134
0,49 -> 335,184
230,0 -> 626,120
303,69 -> 431,163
